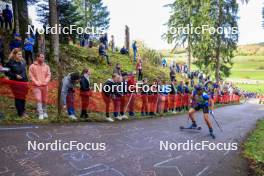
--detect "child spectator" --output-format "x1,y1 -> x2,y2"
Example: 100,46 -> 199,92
61,72 -> 80,119
29,53 -> 51,120
5,48 -> 28,118
80,68 -> 91,119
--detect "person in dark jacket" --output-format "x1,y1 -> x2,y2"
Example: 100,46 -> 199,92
132,41 -> 137,62
102,73 -> 120,122
169,78 -> 177,113
2,5 -> 13,30
99,43 -> 110,65
141,78 -> 149,116
9,33 -> 22,51
5,48 -> 28,118
120,46 -> 128,55
80,68 -> 91,119
0,36 -> 4,65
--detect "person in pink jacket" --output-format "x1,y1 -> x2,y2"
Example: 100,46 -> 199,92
29,53 -> 51,120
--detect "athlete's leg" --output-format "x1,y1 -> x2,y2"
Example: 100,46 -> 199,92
203,113 -> 212,129
188,108 -> 197,127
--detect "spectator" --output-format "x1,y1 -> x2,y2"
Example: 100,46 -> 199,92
127,72 -> 137,117
100,33 -> 108,49
136,59 -> 143,81
0,12 -> 4,28
0,35 -> 4,65
9,33 -> 22,51
162,58 -> 167,67
80,68 -> 91,119
119,72 -> 129,119
29,53 -> 51,120
113,63 -> 122,76
99,43 -> 110,65
169,79 -> 177,113
169,64 -> 176,81
120,46 -> 128,55
102,73 -> 120,122
61,72 -> 80,119
141,78 -> 149,116
132,41 -> 137,62
24,34 -> 35,65
2,5 -> 13,30
110,35 -> 115,52
5,48 -> 28,118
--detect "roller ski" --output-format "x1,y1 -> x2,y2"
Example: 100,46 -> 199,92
209,128 -> 216,139
180,124 -> 202,130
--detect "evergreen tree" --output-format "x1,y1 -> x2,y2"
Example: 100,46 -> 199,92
73,0 -> 110,30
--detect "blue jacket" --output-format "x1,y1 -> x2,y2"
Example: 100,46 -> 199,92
24,37 -> 35,52
132,43 -> 137,52
9,39 -> 22,51
3,8 -> 13,21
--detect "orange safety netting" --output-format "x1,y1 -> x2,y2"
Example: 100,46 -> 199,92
0,78 -> 241,113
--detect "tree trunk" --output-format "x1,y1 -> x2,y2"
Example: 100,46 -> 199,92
12,0 -> 19,33
215,0 -> 223,83
49,0 -> 62,117
125,25 -> 130,54
17,0 -> 29,40
187,0 -> 192,73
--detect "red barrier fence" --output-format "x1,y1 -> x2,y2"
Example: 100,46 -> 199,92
0,78 -> 240,113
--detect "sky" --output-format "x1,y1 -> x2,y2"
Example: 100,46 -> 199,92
29,0 -> 264,50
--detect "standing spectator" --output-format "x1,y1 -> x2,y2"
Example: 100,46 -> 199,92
113,63 -> 122,76
61,72 -> 80,119
169,79 -> 177,113
162,58 -> 167,67
102,73 -> 120,122
2,5 -> 13,31
80,68 -> 91,119
170,64 -> 176,81
0,35 -> 4,65
127,72 -> 137,117
9,33 -> 22,51
120,72 -> 129,119
110,35 -> 115,52
24,34 -> 35,65
5,48 -> 28,118
29,53 -> 51,120
100,33 -> 108,49
136,59 -> 143,81
132,41 -> 137,62
99,43 -> 110,65
0,12 -> 4,28
141,78 -> 149,116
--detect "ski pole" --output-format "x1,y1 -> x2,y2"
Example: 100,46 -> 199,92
124,93 -> 133,113
211,113 -> 223,132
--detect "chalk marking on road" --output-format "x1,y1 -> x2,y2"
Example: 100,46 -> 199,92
0,126 -> 39,130
73,164 -> 109,175
26,131 -> 52,141
196,166 -> 209,176
0,166 -> 9,174
153,155 -> 182,167
224,138 -> 234,156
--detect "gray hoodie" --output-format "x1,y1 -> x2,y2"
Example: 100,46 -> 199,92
61,74 -> 74,106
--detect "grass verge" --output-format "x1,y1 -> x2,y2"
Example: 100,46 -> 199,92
243,119 -> 264,176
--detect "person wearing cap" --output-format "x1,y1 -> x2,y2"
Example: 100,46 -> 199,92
188,85 -> 215,138
61,72 -> 80,119
9,33 -> 22,51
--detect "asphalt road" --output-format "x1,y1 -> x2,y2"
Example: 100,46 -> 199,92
0,100 -> 263,176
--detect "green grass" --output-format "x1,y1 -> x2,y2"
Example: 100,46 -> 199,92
243,119 -> 264,176
235,84 -> 264,94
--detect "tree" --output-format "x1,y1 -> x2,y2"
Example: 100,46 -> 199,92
48,0 -> 62,116
73,0 -> 110,30
164,0 -> 199,72
192,0 -> 238,82
37,0 -> 82,44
